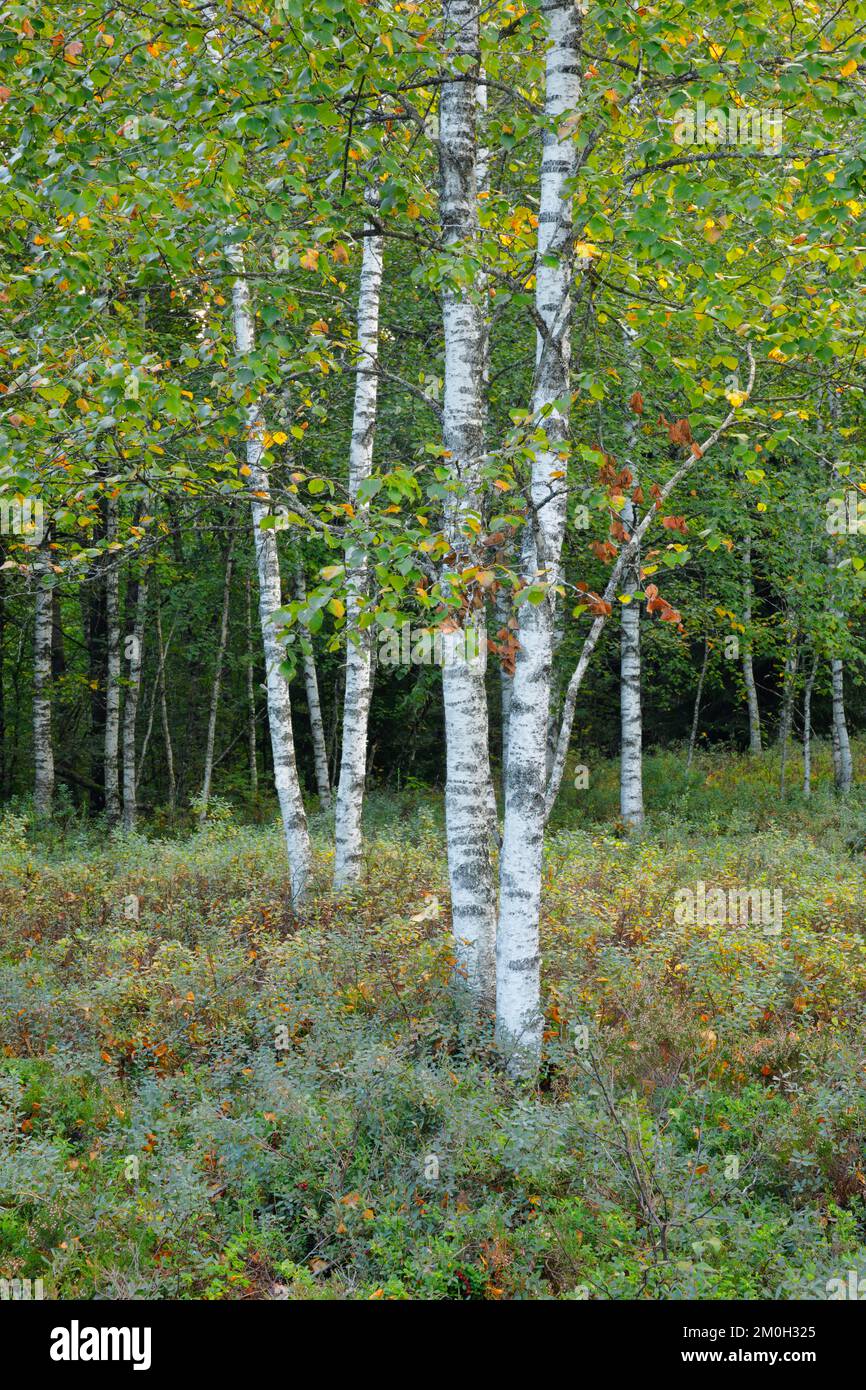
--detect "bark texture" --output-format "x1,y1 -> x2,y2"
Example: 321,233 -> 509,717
121,565 -> 148,831
439,0 -> 498,1004
496,0 -> 581,1064
231,251 -> 312,905
334,202 -> 383,885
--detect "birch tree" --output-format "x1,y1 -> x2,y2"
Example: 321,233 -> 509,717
201,5 -> 312,900
496,0 -> 582,1061
245,576 -> 258,797
231,254 -> 312,905
438,0 -> 498,1004
121,562 -> 147,831
619,322 -> 644,826
334,199 -> 383,886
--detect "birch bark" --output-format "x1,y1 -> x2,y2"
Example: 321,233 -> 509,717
121,563 -> 147,831
827,392 -> 853,794
231,256 -> 312,905
619,323 -> 643,825
831,658 -> 853,793
439,0 -> 498,1004
206,8 -> 311,903
334,201 -> 383,885
496,0 -> 581,1063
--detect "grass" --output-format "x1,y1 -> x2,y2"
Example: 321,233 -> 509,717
1,742 -> 866,1300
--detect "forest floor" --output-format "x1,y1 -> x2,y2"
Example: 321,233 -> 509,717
2,744 -> 866,1300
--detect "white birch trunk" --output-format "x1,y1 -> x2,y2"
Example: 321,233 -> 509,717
206,7 -> 311,900
826,390 -> 852,793
231,255 -> 312,905
334,204 -> 383,885
198,542 -> 234,825
121,566 -> 148,831
496,0 -> 581,1065
439,0 -> 498,1005
619,324 -> 643,825
831,658 -> 853,793
104,498 -> 122,828
32,552 -> 54,818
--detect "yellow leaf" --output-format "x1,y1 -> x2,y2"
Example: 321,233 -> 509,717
840,58 -> 858,78
272,431 -> 288,445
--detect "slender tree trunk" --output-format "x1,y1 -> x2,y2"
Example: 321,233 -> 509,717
831,658 -> 853,793
230,251 -> 312,905
742,536 -> 762,753
245,575 -> 258,797
826,390 -> 853,794
803,651 -> 818,798
205,7 -> 311,901
292,560 -> 332,810
103,498 -> 122,828
32,551 -> 55,817
83,536 -> 107,811
497,0 -> 581,1066
334,197 -> 383,884
199,541 -> 234,825
157,605 -> 176,810
686,636 -> 710,771
778,621 -> 799,797
619,323 -> 643,825
439,0 -> 498,1005
121,564 -> 148,831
